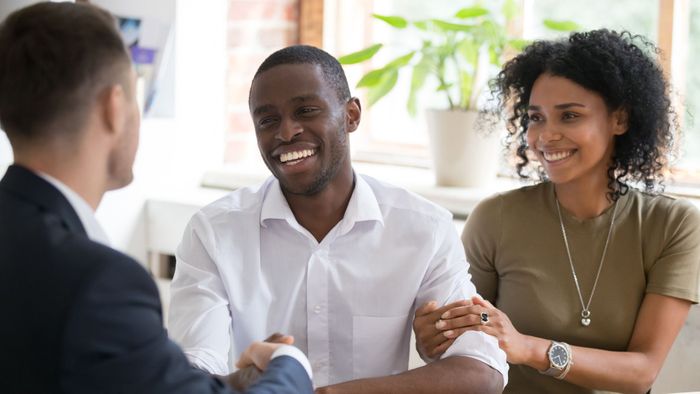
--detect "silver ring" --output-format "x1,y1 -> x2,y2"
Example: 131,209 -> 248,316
480,312 -> 489,325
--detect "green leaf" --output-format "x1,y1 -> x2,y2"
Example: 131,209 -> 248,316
413,20 -> 430,31
507,38 -> 530,51
432,19 -> 474,32
372,13 -> 408,29
459,71 -> 473,109
454,6 -> 489,19
477,19 -> 503,44
337,44 -> 383,64
356,68 -> 392,88
356,52 -> 414,89
436,82 -> 453,92
386,51 -> 415,68
489,45 -> 500,66
367,69 -> 398,106
457,39 -> 478,68
543,19 -> 580,32
407,60 -> 430,116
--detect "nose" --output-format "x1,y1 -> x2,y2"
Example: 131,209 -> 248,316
276,117 -> 303,142
537,122 -> 562,144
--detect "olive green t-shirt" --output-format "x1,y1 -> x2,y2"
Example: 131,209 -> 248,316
463,182 -> 700,394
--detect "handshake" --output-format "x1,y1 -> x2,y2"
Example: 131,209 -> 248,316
224,333 -> 297,391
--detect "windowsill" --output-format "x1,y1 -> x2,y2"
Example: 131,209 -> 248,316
201,161 -> 700,217
202,161 -> 527,219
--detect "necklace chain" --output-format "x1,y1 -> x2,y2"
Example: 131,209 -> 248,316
555,197 -> 618,327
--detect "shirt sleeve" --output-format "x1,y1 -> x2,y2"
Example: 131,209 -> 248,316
270,345 -> 313,380
169,211 -> 234,375
646,199 -> 700,303
413,211 -> 509,386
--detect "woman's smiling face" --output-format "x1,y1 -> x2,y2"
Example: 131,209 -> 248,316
526,73 -> 627,186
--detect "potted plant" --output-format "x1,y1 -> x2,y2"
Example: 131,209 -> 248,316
338,2 -> 577,187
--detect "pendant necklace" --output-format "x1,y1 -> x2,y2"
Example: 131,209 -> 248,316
555,196 -> 618,327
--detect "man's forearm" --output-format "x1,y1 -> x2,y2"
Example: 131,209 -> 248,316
315,356 -> 503,394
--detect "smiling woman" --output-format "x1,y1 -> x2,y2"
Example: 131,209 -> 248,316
412,29 -> 700,394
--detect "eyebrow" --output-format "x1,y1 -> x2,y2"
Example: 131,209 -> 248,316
528,103 -> 586,111
252,94 -> 321,116
291,94 -> 321,103
252,104 -> 275,116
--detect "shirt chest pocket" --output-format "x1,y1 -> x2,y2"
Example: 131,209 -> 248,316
352,314 -> 410,379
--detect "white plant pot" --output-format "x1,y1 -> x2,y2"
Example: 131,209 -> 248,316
425,109 -> 500,187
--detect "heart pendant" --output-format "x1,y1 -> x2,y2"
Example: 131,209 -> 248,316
581,317 -> 591,326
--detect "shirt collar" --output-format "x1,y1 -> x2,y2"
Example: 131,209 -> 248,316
37,172 -> 111,246
259,174 -> 385,232
341,174 -> 384,230
260,179 -> 296,227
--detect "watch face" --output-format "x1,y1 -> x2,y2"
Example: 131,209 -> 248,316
549,344 -> 569,368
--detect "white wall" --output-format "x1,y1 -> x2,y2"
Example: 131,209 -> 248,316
94,0 -> 227,263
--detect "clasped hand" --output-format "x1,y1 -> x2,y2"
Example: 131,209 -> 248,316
414,296 -> 529,364
227,333 -> 295,390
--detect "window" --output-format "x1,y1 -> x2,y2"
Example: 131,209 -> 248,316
223,0 -> 700,185
681,1 -> 700,172
523,0 -> 657,40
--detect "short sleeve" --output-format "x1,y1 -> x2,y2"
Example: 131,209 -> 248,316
461,194 -> 502,303
646,199 -> 700,303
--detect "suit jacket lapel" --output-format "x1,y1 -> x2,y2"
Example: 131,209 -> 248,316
0,164 -> 87,237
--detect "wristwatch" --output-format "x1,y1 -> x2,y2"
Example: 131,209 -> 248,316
540,341 -> 573,379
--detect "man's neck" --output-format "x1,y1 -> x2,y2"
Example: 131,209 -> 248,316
284,168 -> 355,243
14,151 -> 106,211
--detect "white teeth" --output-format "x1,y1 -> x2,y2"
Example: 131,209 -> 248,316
280,149 -> 316,163
543,150 -> 574,162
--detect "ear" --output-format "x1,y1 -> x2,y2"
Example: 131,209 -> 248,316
100,83 -> 127,138
611,107 -> 628,136
345,97 -> 361,133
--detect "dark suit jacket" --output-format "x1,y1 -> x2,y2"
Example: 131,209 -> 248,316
0,165 -> 313,394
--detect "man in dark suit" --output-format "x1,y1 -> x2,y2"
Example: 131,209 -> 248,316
0,3 -> 313,393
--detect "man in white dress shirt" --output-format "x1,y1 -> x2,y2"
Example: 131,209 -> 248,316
169,45 -> 507,393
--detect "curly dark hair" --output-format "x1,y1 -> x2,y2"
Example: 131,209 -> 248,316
492,29 -> 677,201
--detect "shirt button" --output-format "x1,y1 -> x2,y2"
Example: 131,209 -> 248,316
314,305 -> 322,314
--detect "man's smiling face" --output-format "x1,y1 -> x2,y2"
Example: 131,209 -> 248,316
249,63 -> 358,196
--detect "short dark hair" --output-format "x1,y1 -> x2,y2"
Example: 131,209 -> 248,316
251,45 -> 351,103
0,2 -> 131,143
492,29 -> 676,200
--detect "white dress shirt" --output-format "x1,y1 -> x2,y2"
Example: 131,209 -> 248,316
170,174 -> 508,388
38,171 -> 110,245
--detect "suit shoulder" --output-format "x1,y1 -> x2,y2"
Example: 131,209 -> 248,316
52,237 -> 157,298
